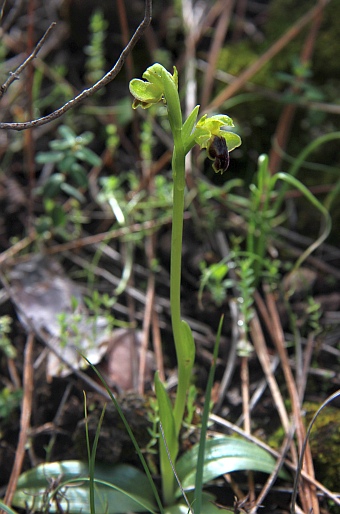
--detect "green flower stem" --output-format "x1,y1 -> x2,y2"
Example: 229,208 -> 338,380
129,64 -> 241,503
170,148 -> 190,436
164,78 -> 195,437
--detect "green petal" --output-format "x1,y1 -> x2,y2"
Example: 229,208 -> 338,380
220,131 -> 242,152
196,114 -> 234,133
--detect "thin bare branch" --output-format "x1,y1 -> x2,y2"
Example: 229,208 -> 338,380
0,22 -> 56,99
0,0 -> 152,130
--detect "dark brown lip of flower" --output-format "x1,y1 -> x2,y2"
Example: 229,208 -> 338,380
207,135 -> 230,174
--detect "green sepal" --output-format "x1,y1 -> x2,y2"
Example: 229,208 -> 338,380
182,106 -> 201,154
129,79 -> 164,109
129,64 -> 179,112
221,131 -> 242,152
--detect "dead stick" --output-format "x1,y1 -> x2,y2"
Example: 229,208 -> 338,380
3,333 -> 34,510
264,287 -> 319,514
0,22 -> 56,99
0,0 -> 152,130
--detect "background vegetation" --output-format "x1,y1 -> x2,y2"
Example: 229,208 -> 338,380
0,0 -> 339,513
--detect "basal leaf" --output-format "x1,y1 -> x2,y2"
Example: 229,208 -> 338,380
13,461 -> 157,514
176,436 -> 289,492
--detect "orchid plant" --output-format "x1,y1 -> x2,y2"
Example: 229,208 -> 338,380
130,63 -> 241,505
10,65 -> 290,514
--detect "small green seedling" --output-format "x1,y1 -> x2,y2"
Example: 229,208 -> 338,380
34,125 -> 102,236
36,125 -> 101,202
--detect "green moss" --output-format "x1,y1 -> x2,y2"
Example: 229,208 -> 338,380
267,402 -> 340,492
218,41 -> 276,88
303,402 -> 340,492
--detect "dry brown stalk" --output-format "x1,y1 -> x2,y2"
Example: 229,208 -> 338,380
240,354 -> 256,503
139,235 -> 156,394
268,0 -> 326,174
200,0 -> 235,110
210,413 -> 340,508
3,333 -> 34,511
264,287 -> 319,514
152,309 -> 165,382
250,308 -> 292,436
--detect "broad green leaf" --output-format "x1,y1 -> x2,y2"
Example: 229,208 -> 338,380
49,139 -> 73,151
76,131 -> 94,146
179,320 -> 195,372
49,204 -> 66,227
176,436 -> 289,492
59,154 -> 76,172
165,492 -> 233,514
13,461 -> 157,514
155,372 -> 178,462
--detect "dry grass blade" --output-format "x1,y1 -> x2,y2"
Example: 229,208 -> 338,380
3,333 -> 34,511
250,308 -> 292,436
249,426 -> 295,514
139,246 -> 156,394
291,389 -> 340,513
209,413 -> 340,508
264,286 -> 319,514
269,0 -> 326,174
200,0 -> 235,109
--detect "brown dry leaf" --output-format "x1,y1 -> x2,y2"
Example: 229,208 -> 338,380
97,329 -> 155,392
8,254 -> 110,377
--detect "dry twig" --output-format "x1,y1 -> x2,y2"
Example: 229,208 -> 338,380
0,22 -> 56,100
3,333 -> 34,510
0,0 -> 152,130
264,286 -> 319,514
